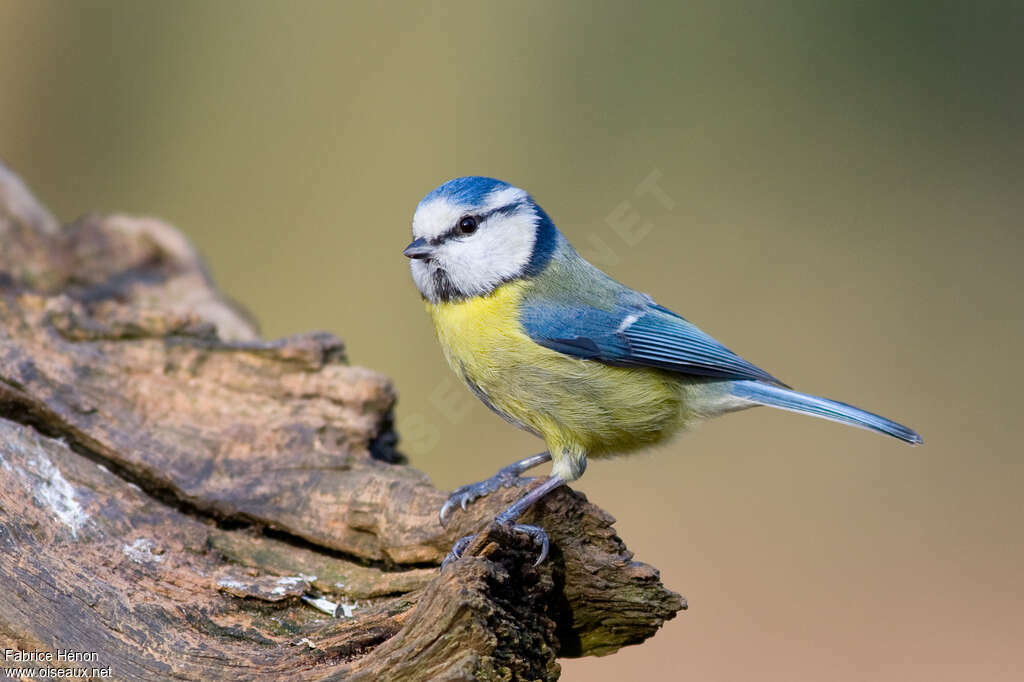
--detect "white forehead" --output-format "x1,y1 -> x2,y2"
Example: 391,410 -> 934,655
412,186 -> 529,240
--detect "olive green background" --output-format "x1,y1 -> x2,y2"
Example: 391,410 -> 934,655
2,2 -> 1021,680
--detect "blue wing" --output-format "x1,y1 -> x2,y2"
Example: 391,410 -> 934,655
521,298 -> 784,385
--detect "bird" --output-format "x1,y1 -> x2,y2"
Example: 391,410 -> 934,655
403,176 -> 922,567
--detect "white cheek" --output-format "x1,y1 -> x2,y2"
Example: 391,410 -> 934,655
438,211 -> 537,297
410,260 -> 435,299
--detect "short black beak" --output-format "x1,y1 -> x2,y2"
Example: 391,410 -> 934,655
403,237 -> 434,259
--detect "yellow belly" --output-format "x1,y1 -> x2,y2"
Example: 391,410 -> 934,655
427,281 -> 693,462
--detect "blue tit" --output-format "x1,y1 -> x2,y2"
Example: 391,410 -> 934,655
404,176 -> 922,566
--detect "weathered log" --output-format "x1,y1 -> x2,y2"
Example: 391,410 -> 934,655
0,161 -> 684,680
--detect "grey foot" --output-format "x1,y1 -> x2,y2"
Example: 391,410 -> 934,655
440,523 -> 551,569
440,534 -> 474,570
439,467 -> 536,526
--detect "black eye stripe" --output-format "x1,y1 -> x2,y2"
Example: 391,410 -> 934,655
431,201 -> 526,245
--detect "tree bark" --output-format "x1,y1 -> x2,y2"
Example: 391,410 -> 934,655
0,162 -> 684,681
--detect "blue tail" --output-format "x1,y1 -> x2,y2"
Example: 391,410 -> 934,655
730,380 -> 923,445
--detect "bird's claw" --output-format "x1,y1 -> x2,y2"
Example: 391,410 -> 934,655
440,523 -> 550,569
441,534 -> 475,569
512,524 -> 550,566
439,467 -> 537,526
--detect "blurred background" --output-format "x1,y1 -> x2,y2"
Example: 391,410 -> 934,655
1,1 -> 1021,679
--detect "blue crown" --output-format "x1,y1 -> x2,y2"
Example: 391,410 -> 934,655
420,176 -> 512,209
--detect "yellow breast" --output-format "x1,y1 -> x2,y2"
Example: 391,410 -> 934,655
426,282 -> 691,459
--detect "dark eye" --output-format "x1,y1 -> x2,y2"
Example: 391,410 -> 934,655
457,216 -> 478,235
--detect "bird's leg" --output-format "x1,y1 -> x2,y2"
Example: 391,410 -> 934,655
442,474 -> 565,568
439,451 -> 552,526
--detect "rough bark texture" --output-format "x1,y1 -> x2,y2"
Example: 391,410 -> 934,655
0,162 -> 684,680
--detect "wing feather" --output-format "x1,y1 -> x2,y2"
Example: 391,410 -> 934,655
521,298 -> 783,385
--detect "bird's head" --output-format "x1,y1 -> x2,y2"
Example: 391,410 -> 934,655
405,176 -> 559,303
